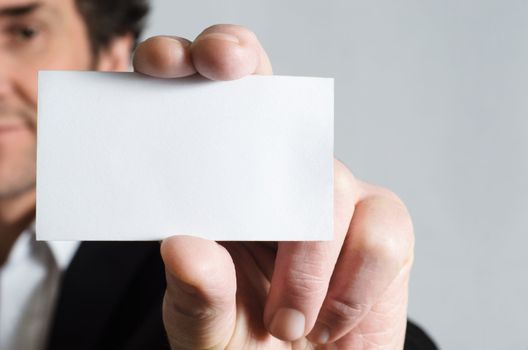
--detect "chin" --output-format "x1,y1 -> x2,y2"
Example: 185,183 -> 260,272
0,165 -> 36,199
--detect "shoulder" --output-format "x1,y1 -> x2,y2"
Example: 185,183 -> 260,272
405,320 -> 439,350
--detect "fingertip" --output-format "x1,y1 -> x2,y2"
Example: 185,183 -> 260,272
306,322 -> 331,344
263,241 -> 339,341
191,32 -> 259,81
133,36 -> 196,78
268,307 -> 306,341
160,235 -> 235,292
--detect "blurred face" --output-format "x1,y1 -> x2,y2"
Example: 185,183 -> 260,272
0,0 -> 121,200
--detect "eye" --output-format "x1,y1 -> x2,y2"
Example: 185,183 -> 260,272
9,25 -> 39,41
17,26 -> 37,39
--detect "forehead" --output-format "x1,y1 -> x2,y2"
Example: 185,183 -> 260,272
0,0 -> 74,18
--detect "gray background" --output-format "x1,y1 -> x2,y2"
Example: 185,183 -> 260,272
144,1 -> 528,349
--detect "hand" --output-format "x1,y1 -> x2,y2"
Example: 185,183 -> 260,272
133,24 -> 415,349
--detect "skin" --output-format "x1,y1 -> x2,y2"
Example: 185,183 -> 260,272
0,0 -> 415,348
0,0 -> 132,263
135,27 -> 415,349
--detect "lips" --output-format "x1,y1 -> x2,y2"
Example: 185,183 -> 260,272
0,105 -> 37,132
0,123 -> 25,134
0,125 -> 20,131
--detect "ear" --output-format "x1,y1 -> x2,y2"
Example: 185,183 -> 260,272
95,33 -> 134,72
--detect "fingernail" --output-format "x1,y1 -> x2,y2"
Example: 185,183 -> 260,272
310,322 -> 330,344
269,308 -> 305,341
195,32 -> 240,45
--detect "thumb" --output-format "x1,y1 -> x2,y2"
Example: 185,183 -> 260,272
160,236 -> 237,349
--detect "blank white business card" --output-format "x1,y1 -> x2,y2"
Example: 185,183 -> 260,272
36,71 -> 333,241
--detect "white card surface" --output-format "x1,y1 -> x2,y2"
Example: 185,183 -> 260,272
36,71 -> 333,241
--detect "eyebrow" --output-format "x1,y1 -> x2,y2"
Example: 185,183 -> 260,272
0,2 -> 41,17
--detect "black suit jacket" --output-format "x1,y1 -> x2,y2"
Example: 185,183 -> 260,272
45,242 -> 437,350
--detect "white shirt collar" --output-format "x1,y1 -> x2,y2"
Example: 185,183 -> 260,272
27,221 -> 80,271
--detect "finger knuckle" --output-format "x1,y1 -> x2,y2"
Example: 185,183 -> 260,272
334,159 -> 357,196
285,265 -> 328,301
358,228 -> 412,269
163,292 -> 217,321
356,196 -> 415,266
323,296 -> 367,326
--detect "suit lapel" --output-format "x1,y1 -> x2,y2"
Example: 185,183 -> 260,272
46,241 -> 159,350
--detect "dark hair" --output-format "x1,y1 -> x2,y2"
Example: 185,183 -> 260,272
75,0 -> 150,55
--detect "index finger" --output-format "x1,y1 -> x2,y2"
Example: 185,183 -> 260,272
262,159 -> 359,341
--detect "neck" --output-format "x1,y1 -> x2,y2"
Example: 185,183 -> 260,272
0,187 -> 36,265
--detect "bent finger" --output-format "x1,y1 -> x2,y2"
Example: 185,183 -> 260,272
133,36 -> 196,78
308,189 -> 415,344
263,160 -> 359,341
191,24 -> 273,80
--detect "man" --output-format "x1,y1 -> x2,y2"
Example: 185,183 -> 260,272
0,0 -> 437,349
